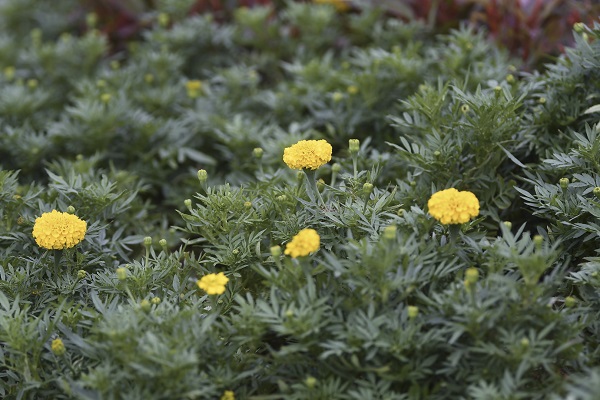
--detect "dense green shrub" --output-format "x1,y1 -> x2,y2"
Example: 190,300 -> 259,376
1,0 -> 600,398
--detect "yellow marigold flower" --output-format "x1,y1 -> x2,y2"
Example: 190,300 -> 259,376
284,228 -> 320,258
427,188 -> 479,225
283,139 -> 332,170
51,338 -> 66,356
221,390 -> 235,400
32,210 -> 87,250
197,272 -> 229,295
314,0 -> 350,12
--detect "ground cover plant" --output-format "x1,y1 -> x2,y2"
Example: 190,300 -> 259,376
1,0 -> 600,399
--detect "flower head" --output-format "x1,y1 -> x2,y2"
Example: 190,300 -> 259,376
427,188 -> 479,225
197,272 -> 229,295
186,80 -> 203,98
283,140 -> 332,170
51,338 -> 66,356
284,228 -> 320,258
32,210 -> 87,250
221,391 -> 235,400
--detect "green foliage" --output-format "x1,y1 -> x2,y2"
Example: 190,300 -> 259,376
1,1 -> 600,398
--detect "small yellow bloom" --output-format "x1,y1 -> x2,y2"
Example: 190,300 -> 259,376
284,228 -> 320,258
283,139 -> 332,170
32,210 -> 87,250
51,338 -> 66,356
314,0 -> 350,12
186,80 -> 203,98
197,272 -> 229,295
427,188 -> 479,225
221,390 -> 235,400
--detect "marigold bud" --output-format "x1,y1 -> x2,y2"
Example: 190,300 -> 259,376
100,93 -> 111,103
77,269 -> 87,279
363,182 -> 374,196
27,79 -> 38,89
110,60 -> 120,70
503,221 -> 512,230
460,104 -> 470,114
197,169 -> 208,183
270,245 -> 282,258
465,267 -> 479,284
253,147 -> 263,159
96,79 -> 106,88
66,206 -> 76,214
407,305 -> 419,319
317,179 -> 325,192
349,139 -> 360,154
51,338 -> 66,356
383,225 -> 396,241
244,201 -> 252,208
533,235 -> 544,249
159,239 -> 167,250
565,296 -> 577,308
305,376 -> 318,388
151,297 -> 161,305
116,267 -> 127,281
559,177 -> 569,190
520,338 -> 530,348
144,73 -> 154,84
86,12 -> 98,28
538,97 -> 546,104
158,12 -> 169,28
506,74 -> 515,84
143,236 -> 152,247
574,22 -> 586,34
140,299 -> 151,313
184,199 -> 192,210
594,187 -> 600,200
3,66 -> 15,80
332,92 -> 343,102
331,163 -> 341,173
347,85 -> 358,95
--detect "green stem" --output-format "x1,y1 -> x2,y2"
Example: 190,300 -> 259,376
304,169 -> 325,207
448,224 -> 461,246
53,250 -> 63,275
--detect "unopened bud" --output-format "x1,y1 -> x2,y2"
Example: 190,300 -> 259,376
253,147 -> 263,159
244,201 -> 252,208
349,139 -> 360,154
332,163 -> 341,173
593,187 -> 600,200
158,12 -> 169,28
305,376 -> 318,389
159,239 -> 167,250
559,177 -> 569,190
116,267 -> 127,281
96,79 -> 106,88
565,296 -> 577,308
383,225 -> 397,241
347,85 -> 358,95
144,73 -> 154,84
407,305 -> 419,319
151,297 -> 161,305
538,97 -> 546,104
77,270 -> 87,279
143,236 -> 153,247
573,22 -> 586,34
317,179 -> 325,192
197,169 -> 208,182
140,299 -> 151,313
66,206 -> 76,214
270,245 -> 282,258
465,267 -> 479,284
363,182 -> 374,196
110,60 -> 120,70
27,79 -> 38,89
460,104 -> 469,114
533,235 -> 543,249
503,221 -> 512,230
86,12 -> 98,28
184,199 -> 192,210
520,338 -> 530,348
332,92 -> 343,102
506,74 -> 515,84
3,66 -> 15,80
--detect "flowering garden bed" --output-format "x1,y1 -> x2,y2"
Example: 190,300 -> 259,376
2,0 -> 600,399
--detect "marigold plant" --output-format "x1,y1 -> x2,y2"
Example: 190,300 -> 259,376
51,338 -> 66,356
427,188 -> 480,225
32,210 -> 87,250
197,272 -> 229,295
284,228 -> 320,258
283,139 -> 332,170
